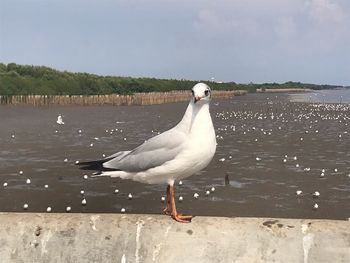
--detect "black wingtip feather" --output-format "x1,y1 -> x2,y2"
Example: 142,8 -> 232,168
76,158 -> 120,172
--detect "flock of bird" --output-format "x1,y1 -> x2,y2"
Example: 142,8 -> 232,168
1,92 -> 349,220
212,97 -> 349,214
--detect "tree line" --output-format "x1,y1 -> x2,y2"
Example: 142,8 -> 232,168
0,63 -> 342,95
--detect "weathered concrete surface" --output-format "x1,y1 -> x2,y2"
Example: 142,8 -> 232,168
0,213 -> 349,263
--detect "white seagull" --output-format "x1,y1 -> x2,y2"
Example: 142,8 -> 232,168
77,83 -> 217,222
56,114 -> 65,125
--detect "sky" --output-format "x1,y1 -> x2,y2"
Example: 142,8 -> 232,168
1,0 -> 350,85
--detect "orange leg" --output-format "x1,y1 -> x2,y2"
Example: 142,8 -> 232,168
169,184 -> 193,223
162,185 -> 171,215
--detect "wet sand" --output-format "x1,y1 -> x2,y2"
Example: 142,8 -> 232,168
0,93 -> 349,220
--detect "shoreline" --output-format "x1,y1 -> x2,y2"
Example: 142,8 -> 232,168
0,88 -> 317,106
256,88 -> 313,93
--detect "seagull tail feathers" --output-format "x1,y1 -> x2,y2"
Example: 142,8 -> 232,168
76,158 -> 119,172
76,151 -> 130,172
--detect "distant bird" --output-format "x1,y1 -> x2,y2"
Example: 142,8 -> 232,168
296,190 -> 303,196
77,83 -> 217,223
56,114 -> 65,125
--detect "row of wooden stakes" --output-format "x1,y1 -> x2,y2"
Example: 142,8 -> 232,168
0,90 -> 247,106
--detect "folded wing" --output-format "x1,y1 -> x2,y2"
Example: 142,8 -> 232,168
103,128 -> 187,172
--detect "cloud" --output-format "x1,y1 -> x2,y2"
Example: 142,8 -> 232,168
192,1 -> 306,44
302,0 -> 350,51
192,0 -> 350,49
193,8 -> 259,39
306,0 -> 346,25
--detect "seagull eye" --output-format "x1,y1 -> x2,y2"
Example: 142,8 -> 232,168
205,90 -> 210,96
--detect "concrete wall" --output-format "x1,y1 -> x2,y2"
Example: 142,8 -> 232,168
0,213 -> 349,263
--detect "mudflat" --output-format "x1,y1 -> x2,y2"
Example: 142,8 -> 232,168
0,93 -> 349,220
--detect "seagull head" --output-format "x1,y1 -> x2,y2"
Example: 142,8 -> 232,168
191,83 -> 211,104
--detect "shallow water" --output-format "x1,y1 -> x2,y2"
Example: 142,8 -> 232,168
289,88 -> 350,103
0,93 -> 349,220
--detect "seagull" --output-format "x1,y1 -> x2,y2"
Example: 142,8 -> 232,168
77,83 -> 217,222
56,114 -> 65,125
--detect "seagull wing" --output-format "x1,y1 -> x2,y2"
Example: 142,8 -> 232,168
103,128 -> 187,172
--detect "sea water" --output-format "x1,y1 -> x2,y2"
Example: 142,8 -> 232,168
289,88 -> 350,104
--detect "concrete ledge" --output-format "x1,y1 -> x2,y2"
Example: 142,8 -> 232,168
0,213 -> 349,263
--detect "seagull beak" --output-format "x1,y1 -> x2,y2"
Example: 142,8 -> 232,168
194,96 -> 201,103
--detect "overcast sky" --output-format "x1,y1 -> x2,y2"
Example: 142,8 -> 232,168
1,0 -> 350,85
